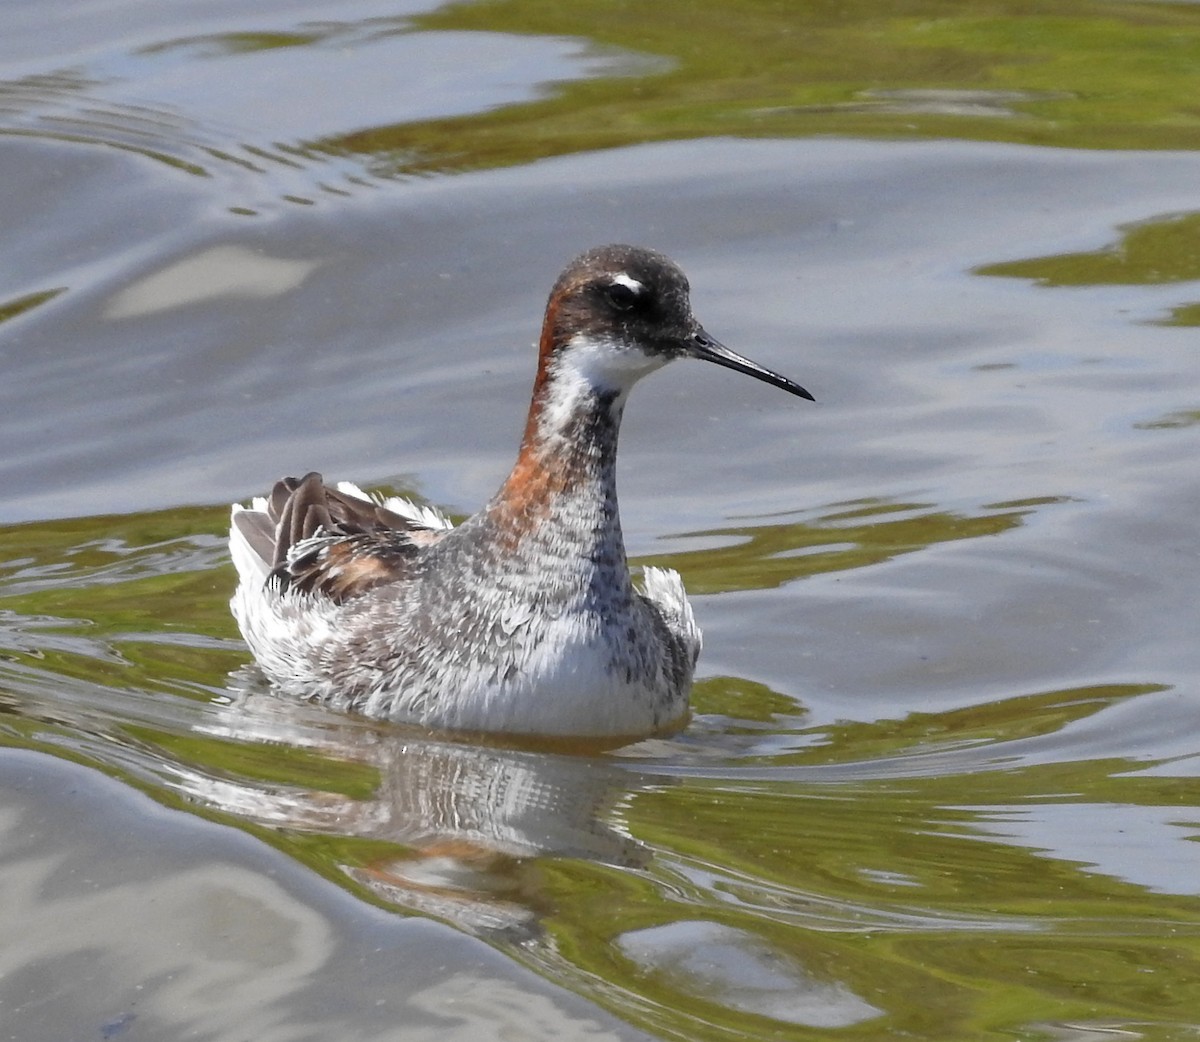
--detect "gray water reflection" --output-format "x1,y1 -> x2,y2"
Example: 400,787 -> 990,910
618,920 -> 882,1029
966,801 -> 1200,898
0,750 -> 649,1042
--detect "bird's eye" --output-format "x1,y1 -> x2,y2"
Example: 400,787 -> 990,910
605,281 -> 640,311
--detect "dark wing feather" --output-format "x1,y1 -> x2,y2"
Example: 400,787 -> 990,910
266,472 -> 446,604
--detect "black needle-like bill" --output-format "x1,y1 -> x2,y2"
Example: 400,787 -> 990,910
685,328 -> 815,401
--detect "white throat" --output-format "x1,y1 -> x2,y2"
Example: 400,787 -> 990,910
536,333 -> 667,439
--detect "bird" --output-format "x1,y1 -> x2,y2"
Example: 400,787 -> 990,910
229,244 -> 813,740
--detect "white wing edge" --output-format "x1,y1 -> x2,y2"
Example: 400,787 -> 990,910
335,481 -> 455,531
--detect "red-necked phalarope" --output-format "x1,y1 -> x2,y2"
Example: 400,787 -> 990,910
230,244 -> 813,739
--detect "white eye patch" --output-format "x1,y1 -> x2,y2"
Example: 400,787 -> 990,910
610,273 -> 644,295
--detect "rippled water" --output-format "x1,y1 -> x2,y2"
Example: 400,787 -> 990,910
3,1 -> 1200,1040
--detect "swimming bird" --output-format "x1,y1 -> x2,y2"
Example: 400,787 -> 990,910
230,244 -> 812,739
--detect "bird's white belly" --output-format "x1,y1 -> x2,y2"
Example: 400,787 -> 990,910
362,614 -> 685,738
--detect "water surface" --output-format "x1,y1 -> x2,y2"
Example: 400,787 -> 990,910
3,1 -> 1200,1040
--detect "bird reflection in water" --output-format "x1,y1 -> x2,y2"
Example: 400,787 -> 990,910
183,669 -> 660,939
